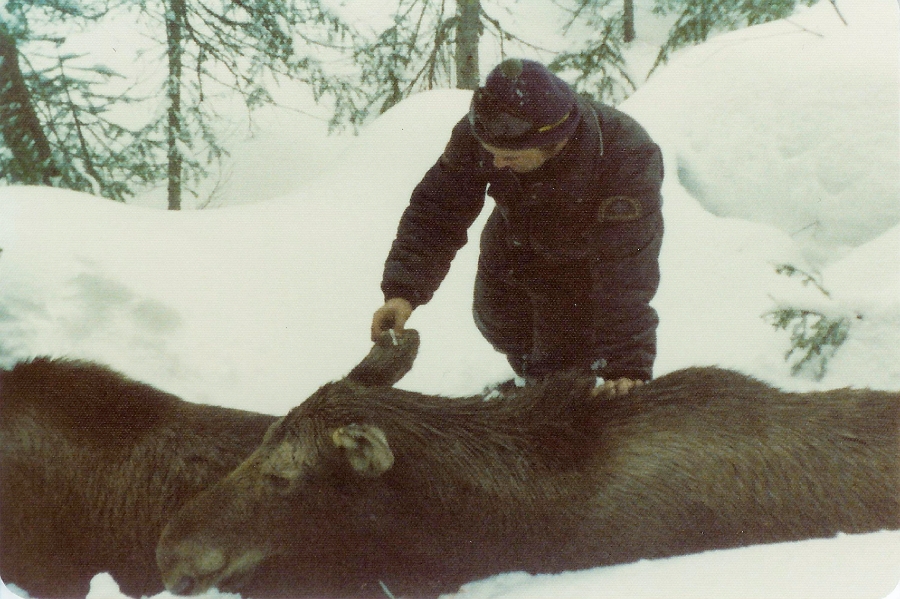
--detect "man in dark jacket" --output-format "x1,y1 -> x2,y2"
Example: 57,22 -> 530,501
371,58 -> 664,396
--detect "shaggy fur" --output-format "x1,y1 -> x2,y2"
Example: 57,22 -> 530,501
0,358 -> 276,598
158,366 -> 900,598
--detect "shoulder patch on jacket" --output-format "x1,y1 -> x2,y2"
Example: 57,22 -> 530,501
597,196 -> 643,222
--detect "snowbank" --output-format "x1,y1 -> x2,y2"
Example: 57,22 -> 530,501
622,0 -> 900,267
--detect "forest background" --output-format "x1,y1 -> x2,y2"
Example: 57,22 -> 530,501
2,0 -> 820,210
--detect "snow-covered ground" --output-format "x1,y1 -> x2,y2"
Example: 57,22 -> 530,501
1,0 -> 898,597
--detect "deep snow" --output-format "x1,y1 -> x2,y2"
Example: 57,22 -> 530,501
1,0 -> 898,597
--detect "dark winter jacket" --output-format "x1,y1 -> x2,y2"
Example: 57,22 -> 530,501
381,98 -> 664,381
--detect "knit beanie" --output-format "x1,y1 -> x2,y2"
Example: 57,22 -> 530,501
468,58 -> 580,150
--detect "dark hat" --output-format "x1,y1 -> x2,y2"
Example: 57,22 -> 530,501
468,58 -> 580,150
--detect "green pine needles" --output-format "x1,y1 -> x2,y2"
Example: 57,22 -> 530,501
765,264 -> 852,380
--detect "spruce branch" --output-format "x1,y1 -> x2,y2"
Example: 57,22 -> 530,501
765,263 -> 853,380
772,263 -> 831,297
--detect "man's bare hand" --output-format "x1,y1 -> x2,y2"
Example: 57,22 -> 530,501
371,298 -> 414,342
591,377 -> 644,398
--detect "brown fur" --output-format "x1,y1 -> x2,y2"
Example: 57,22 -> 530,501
346,329 -> 419,387
157,365 -> 900,599
0,358 -> 276,598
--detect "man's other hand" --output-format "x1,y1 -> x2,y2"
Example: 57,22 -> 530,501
591,377 -> 645,398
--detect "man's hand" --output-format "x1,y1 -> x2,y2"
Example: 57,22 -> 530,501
591,377 -> 644,398
371,298 -> 414,342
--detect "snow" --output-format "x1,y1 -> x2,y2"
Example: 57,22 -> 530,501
1,0 -> 899,597
623,0 -> 900,268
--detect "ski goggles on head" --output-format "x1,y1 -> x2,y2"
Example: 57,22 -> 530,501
468,88 -> 573,144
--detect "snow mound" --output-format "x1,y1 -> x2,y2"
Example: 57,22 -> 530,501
623,0 -> 900,267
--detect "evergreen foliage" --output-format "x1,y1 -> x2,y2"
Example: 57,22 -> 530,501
351,0 -> 456,121
2,0 -> 826,205
549,17 -> 635,105
1,2 -> 164,201
152,0 -> 357,208
765,264 -> 853,380
30,52 -> 165,201
650,0 -> 817,73
767,307 -> 851,380
342,0 -> 530,125
1,0 -> 357,208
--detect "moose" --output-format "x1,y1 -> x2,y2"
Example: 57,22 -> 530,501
0,331 -> 418,598
0,358 -> 275,598
157,330 -> 900,599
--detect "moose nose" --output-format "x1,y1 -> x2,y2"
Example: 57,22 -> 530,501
168,575 -> 198,596
158,541 -> 227,595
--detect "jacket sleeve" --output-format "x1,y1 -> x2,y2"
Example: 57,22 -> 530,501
381,119 -> 488,307
588,134 -> 664,382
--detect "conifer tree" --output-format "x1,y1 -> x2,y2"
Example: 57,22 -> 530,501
650,0 -> 817,72
346,0 -> 545,121
553,0 -> 816,104
1,1 -> 162,200
1,24 -> 59,187
1,0 -> 355,208
549,0 -> 635,104
147,0 -> 356,208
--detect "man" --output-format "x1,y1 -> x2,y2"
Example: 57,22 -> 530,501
371,58 -> 663,397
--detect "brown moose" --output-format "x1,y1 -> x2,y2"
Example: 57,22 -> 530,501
157,330 -> 900,599
0,358 -> 275,598
0,330 -> 419,598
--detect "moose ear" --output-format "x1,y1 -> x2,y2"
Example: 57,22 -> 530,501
331,424 -> 394,477
346,329 -> 420,387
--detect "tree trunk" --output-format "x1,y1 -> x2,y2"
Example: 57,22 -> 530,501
165,0 -> 186,210
0,28 -> 59,184
623,0 -> 636,42
455,0 -> 482,90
